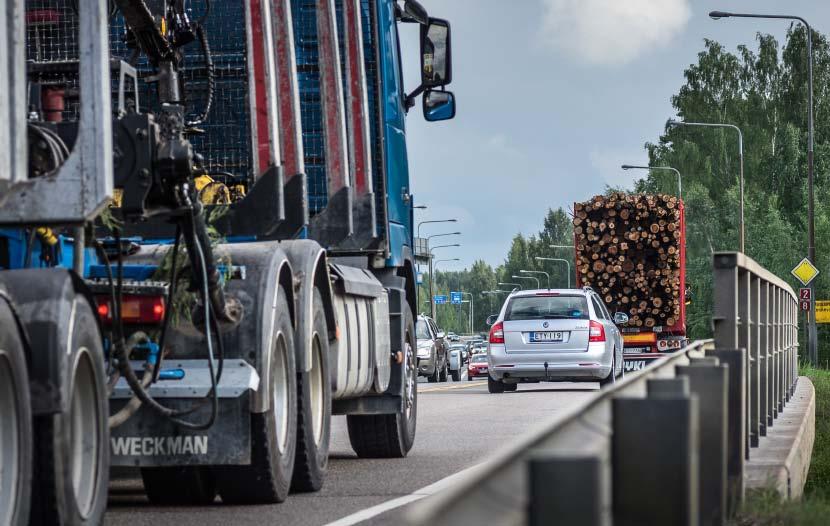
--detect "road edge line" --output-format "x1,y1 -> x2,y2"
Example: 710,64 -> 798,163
323,463 -> 486,526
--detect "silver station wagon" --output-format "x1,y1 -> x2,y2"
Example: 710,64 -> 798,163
485,288 -> 627,393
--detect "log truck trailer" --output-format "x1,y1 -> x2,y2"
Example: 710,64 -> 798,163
0,0 -> 455,522
574,194 -> 687,373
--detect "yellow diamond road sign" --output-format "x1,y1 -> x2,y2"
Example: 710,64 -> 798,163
792,258 -> 819,286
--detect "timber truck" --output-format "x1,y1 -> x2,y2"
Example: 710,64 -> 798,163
573,193 -> 687,372
0,0 -> 455,522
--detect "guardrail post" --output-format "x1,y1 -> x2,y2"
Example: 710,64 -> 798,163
678,358 -> 729,526
759,280 -> 770,435
613,377 -> 698,526
528,455 -> 604,526
707,348 -> 746,515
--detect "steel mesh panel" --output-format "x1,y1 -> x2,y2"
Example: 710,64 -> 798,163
110,1 -> 253,183
360,0 -> 385,232
292,0 -> 328,214
25,0 -> 81,121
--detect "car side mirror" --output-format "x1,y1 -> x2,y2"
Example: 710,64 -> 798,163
436,331 -> 446,339
614,312 -> 629,325
423,90 -> 456,122
486,314 -> 497,326
420,18 -> 452,88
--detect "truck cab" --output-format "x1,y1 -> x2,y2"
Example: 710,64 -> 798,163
0,0 -> 456,521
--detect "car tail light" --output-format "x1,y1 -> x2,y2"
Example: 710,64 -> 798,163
96,295 -> 166,325
589,320 -> 605,342
489,321 -> 504,344
535,292 -> 559,296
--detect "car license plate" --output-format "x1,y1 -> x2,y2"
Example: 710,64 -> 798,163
623,360 -> 648,372
623,346 -> 651,354
529,331 -> 564,343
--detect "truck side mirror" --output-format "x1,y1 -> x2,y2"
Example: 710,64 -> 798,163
421,18 -> 452,88
486,314 -> 497,326
614,312 -> 629,325
423,90 -> 456,122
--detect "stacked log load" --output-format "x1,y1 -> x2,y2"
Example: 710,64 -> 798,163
574,193 -> 681,328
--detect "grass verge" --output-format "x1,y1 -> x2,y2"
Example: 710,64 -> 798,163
730,366 -> 830,525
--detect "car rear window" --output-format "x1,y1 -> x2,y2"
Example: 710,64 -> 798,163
472,355 -> 487,363
504,295 -> 589,321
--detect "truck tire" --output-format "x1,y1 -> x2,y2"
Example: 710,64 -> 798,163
216,287 -> 297,503
141,467 -> 216,505
346,304 -> 417,458
439,360 -> 448,382
31,295 -> 109,526
505,383 -> 518,392
0,300 -> 33,526
291,288 -> 331,493
487,376 -> 505,394
450,369 -> 460,381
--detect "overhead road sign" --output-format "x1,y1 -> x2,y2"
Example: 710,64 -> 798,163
450,291 -> 462,304
433,295 -> 448,305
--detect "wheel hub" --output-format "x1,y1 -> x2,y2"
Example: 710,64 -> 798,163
70,350 -> 101,519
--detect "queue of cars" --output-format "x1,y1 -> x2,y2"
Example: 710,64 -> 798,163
416,315 -> 485,382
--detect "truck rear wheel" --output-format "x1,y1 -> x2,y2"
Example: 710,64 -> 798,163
216,286 -> 297,504
0,301 -> 32,526
141,467 -> 216,505
31,296 -> 109,525
346,304 -> 417,458
291,289 -> 331,493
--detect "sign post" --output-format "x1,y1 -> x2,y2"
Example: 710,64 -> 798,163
792,258 -> 820,366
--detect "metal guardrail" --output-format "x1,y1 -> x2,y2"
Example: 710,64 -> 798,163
409,252 -> 799,526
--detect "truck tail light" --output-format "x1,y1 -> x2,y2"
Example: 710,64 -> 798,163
589,320 -> 606,342
95,295 -> 166,325
489,321 -> 504,344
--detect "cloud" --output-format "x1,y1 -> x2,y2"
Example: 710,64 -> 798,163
589,148 -> 642,189
539,0 -> 691,65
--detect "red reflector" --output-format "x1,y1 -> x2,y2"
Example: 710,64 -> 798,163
95,295 -> 166,325
489,321 -> 504,344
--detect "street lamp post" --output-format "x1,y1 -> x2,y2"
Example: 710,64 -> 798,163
535,257 -> 572,287
520,270 -> 550,289
417,218 -> 458,239
462,292 -> 474,334
429,243 -> 461,319
708,8 -> 818,366
499,282 -> 522,291
667,119 -> 744,253
513,275 -> 540,288
621,164 -> 682,200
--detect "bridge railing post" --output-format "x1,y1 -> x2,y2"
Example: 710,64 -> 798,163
613,377 -> 698,526
677,358 -> 729,526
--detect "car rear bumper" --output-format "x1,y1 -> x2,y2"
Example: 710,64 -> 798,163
418,357 -> 435,376
488,343 -> 612,381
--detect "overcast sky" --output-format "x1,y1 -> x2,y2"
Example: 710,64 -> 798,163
400,0 -> 830,271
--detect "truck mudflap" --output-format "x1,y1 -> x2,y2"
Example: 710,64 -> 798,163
109,359 -> 258,467
623,353 -> 662,373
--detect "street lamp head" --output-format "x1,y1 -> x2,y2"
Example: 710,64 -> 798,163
413,205 -> 427,210
621,164 -> 634,170
709,10 -> 731,20
666,118 -> 679,128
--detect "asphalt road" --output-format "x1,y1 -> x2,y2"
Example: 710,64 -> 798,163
105,371 -> 596,526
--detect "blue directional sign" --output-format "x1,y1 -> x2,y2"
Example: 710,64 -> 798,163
433,295 -> 448,305
450,291 -> 462,305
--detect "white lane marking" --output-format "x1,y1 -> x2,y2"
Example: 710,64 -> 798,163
323,463 -> 486,526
